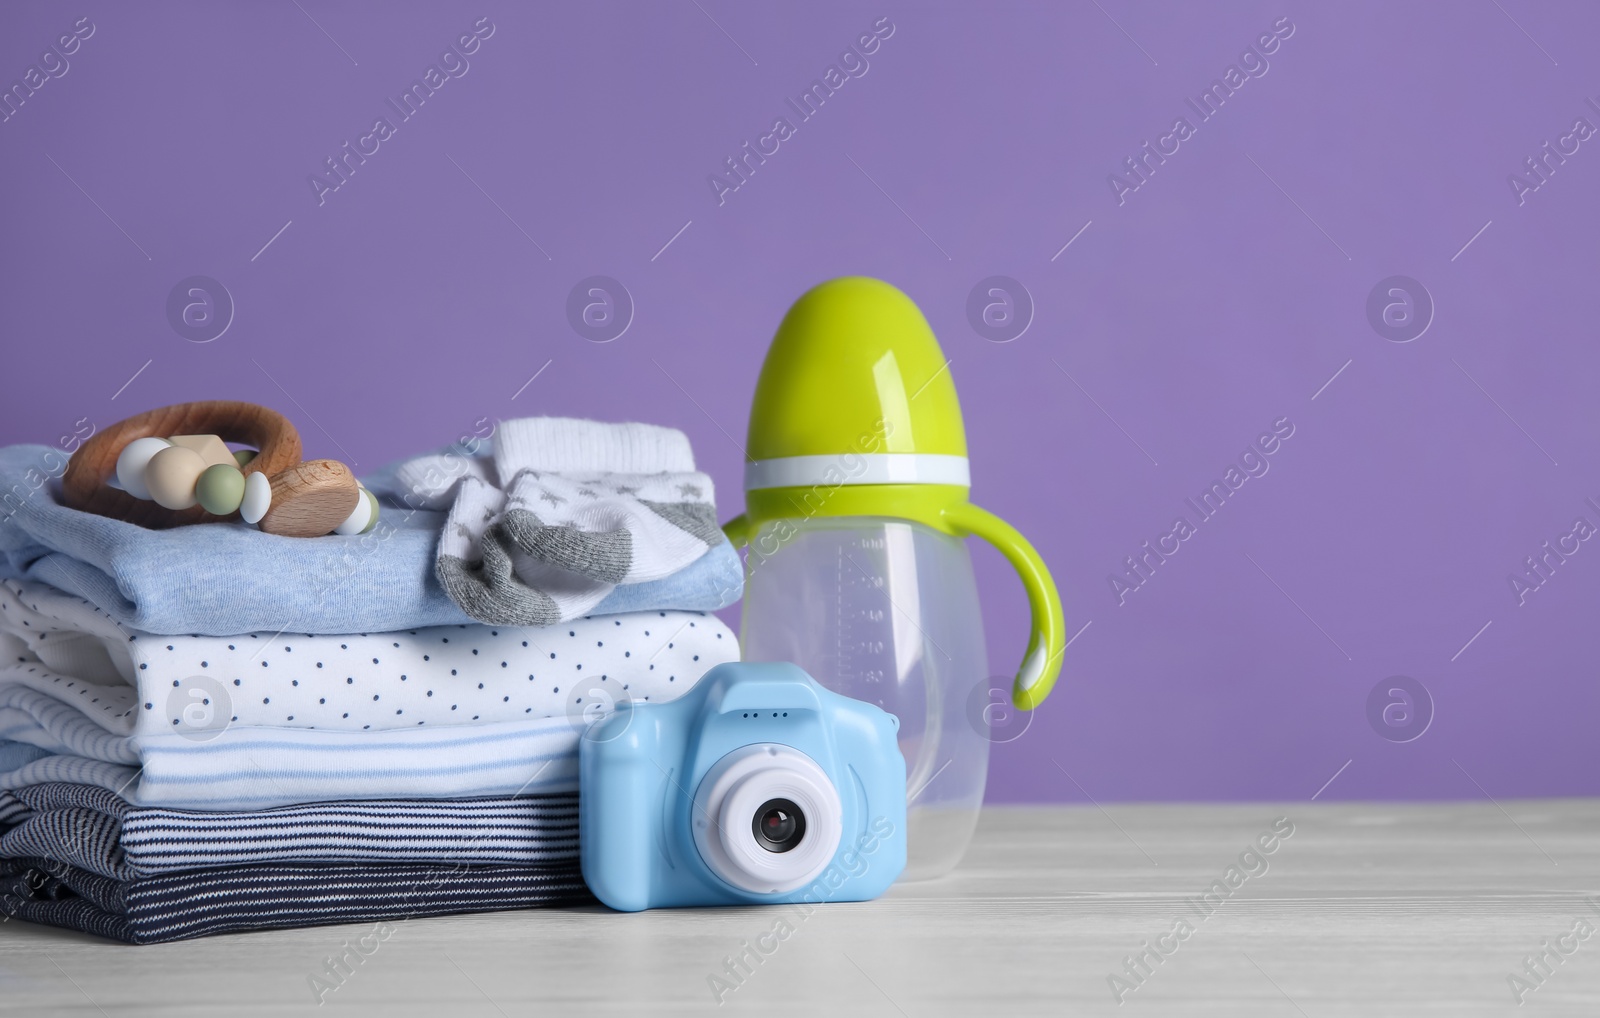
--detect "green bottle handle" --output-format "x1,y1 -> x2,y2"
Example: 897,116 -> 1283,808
722,503 -> 1065,710
939,502 -> 1065,710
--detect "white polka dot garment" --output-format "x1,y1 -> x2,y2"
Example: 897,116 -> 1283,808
0,579 -> 737,735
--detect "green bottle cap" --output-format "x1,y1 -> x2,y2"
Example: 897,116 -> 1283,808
725,277 -> 1068,711
746,275 -> 967,481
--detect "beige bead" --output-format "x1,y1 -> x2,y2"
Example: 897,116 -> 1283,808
144,445 -> 208,510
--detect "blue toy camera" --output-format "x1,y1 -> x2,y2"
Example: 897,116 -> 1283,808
578,661 -> 907,912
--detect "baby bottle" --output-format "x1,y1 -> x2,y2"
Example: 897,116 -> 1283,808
723,277 -> 1065,880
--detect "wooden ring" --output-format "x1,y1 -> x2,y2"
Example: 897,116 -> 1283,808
62,401 -> 304,529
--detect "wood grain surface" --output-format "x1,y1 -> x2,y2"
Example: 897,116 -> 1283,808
61,401 -> 302,529
257,458 -> 360,538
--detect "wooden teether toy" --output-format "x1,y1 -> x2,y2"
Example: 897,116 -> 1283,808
63,401 -> 378,538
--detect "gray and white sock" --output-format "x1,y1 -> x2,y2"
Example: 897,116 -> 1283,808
430,418 -> 723,626
500,468 -> 720,584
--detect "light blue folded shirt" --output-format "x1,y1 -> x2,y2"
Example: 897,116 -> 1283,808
0,444 -> 742,636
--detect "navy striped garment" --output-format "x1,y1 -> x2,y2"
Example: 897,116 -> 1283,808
0,855 -> 592,944
0,783 -> 579,880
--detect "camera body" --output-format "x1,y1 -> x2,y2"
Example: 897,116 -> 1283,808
579,661 -> 906,912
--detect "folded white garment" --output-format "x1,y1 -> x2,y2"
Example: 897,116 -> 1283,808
0,579 -> 734,734
0,578 -> 739,809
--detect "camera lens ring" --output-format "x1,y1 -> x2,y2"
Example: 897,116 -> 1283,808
752,797 -> 806,853
691,744 -> 842,895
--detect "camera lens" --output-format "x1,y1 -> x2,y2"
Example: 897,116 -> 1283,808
752,798 -> 806,853
693,744 -> 843,894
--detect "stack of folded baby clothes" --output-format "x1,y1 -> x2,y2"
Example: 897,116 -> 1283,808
0,418 -> 742,942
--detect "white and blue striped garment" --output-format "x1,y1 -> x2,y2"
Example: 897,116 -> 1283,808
0,711 -> 581,810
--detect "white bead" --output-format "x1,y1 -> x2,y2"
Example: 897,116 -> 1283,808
115,437 -> 172,501
240,471 -> 272,525
333,486 -> 373,535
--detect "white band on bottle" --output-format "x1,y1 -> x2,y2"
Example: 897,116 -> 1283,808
744,453 -> 970,490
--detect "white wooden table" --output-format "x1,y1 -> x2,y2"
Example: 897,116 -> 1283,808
2,801 -> 1596,1016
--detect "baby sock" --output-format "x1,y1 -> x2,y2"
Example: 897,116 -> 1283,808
432,418 -> 724,625
434,476 -> 616,625
493,418 -> 722,583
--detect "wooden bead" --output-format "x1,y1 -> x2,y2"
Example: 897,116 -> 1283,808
115,437 -> 172,500
258,459 -> 360,538
144,446 -> 207,510
240,471 -> 271,524
196,464 -> 246,516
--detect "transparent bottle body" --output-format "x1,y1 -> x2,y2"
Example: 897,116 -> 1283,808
738,518 -> 989,880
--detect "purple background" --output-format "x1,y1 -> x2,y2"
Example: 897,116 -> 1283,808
2,1 -> 1597,804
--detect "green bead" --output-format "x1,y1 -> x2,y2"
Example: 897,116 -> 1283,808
196,463 -> 247,516
233,449 -> 257,467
